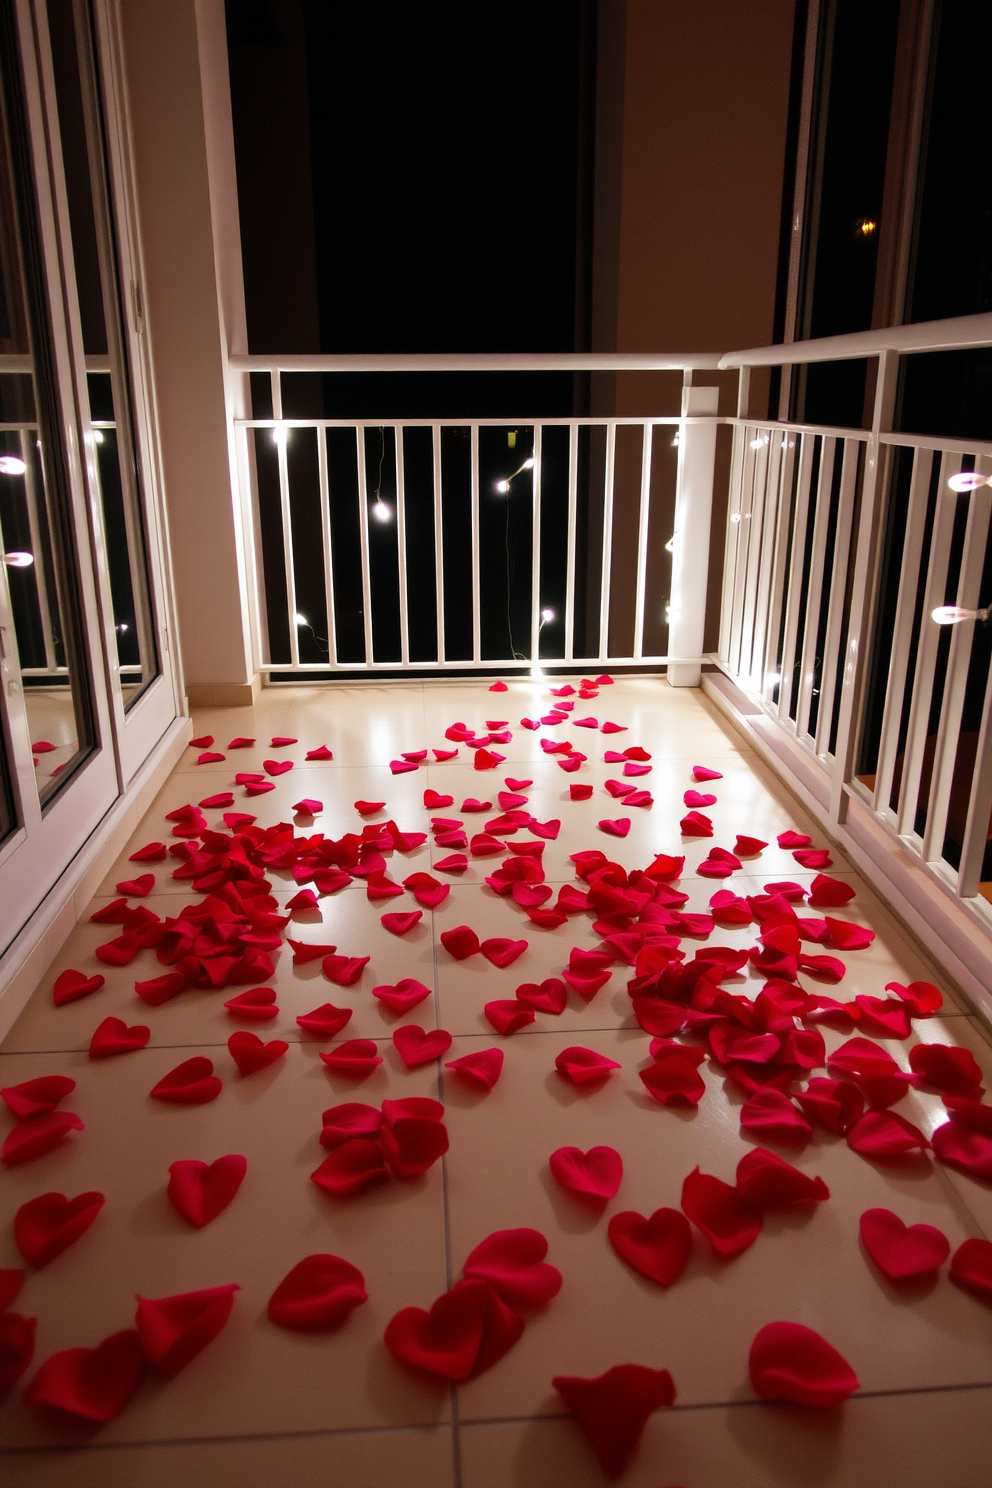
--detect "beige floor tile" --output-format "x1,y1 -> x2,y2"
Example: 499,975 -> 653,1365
0,1043 -> 450,1446
458,1387 -> 992,1488
0,1426 -> 454,1488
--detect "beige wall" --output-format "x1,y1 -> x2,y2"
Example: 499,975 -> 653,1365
605,0 -> 796,413
120,0 -> 255,695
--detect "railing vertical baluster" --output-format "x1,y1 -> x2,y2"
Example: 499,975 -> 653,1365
760,432 -> 797,704
738,432 -> 771,689
718,421 -> 746,666
19,428 -> 57,673
530,424 -> 542,662
564,422 -> 578,662
872,447 -> 931,819
749,429 -> 785,692
896,451 -> 958,838
395,426 -> 409,666
471,424 -> 481,663
276,425 -> 299,668
958,631 -> 992,898
777,434 -> 814,724
794,436 -> 835,741
599,420 -> 616,658
432,424 -> 445,663
922,478 -> 992,862
238,421 -> 268,673
632,421 -> 653,661
814,437 -> 859,757
726,428 -> 757,675
355,426 -> 374,666
309,425 -> 334,668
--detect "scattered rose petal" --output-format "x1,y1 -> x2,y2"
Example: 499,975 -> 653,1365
549,1145 -> 623,1200
292,798 -> 323,816
14,1191 -> 105,1268
569,784 -> 594,800
639,1057 -> 706,1107
608,1209 -> 692,1288
380,911 -> 424,937
684,790 -> 717,808
735,835 -> 767,855
129,841 -> 167,862
384,1280 -> 515,1382
808,874 -> 855,908
888,979 -> 943,1016
89,1017 -> 150,1058
199,792 -> 234,809
680,811 -> 713,836
441,925 -> 481,960
859,1207 -> 949,1281
445,1048 -> 504,1091
793,847 -> 834,868
390,759 -> 419,774
2,1076 -> 76,1121
24,1328 -> 143,1423
846,1110 -> 929,1159
393,1025 -> 453,1067
777,830 -> 812,848
481,936 -> 527,968
167,1155 -> 246,1228
680,1168 -> 761,1257
950,1238 -> 992,1305
515,978 -> 567,1014
598,817 -> 631,837
931,1121 -> 992,1182
223,988 -> 278,1021
196,751 -> 225,765
322,954 -> 370,986
294,1003 -> 350,1039
312,1138 -> 389,1195
749,1321 -> 858,1407
740,1088 -> 813,1144
489,680 -> 508,691
267,1254 -> 368,1332
735,1148 -> 829,1209
373,979 -> 433,1014
552,1363 -> 676,1479
228,1032 -> 288,1076
556,1047 -> 621,1085
319,1040 -> 383,1074
355,799 -> 385,815
288,888 -> 320,911
909,1042 -> 983,1095
462,1228 -> 562,1305
484,1000 -> 536,1035
854,996 -> 912,1039
306,745 -> 334,760
52,969 -> 105,1007
136,1284 -> 238,1379
149,1057 -> 222,1105
693,766 -> 723,781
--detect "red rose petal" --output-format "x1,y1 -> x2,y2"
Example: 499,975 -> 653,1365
552,1363 -> 676,1479
372,978 -> 433,1014
52,969 -> 105,1006
796,1076 -> 864,1135
381,1116 -> 450,1178
777,830 -> 812,848
383,1285 -> 486,1382
481,936 -> 527,968
433,748 -> 458,761
888,979 -> 943,1016
680,1167 -> 761,1257
859,1207 -> 949,1281
444,1048 -> 505,1091
129,841 -> 167,862
14,1191 -> 105,1268
556,1046 -> 621,1085
749,1321 -> 858,1407
735,835 -> 767,855
440,925 -> 481,960
2,1075 -> 76,1121
931,1120 -> 992,1182
322,954 -> 370,986
390,759 -> 419,774
793,847 -> 834,869
167,1155 -> 247,1227
639,1056 -> 706,1107
392,1024 -> 453,1067
570,783 -> 594,800
484,1000 -> 536,1035
355,799 -> 386,815
598,817 -> 631,837
149,1057 -> 221,1105
228,1032 -> 288,1076
680,810 -> 713,836
909,1042 -> 984,1095
462,1228 -> 562,1305
846,1110 -> 929,1159
136,1284 -> 238,1379
549,1145 -> 623,1200
222,988 -> 278,1022
227,736 -> 255,748
2,1111 -> 84,1166
684,789 -> 717,808
740,1088 -> 813,1144
318,1040 -> 383,1074
853,995 -> 912,1039
199,792 -> 235,809
692,765 -> 722,780
515,978 -> 567,1014
950,1237 -> 992,1304
88,1017 -> 150,1058
24,1328 -> 143,1422
306,745 -> 334,760
311,1138 -> 389,1195
735,1147 -> 829,1209
0,1310 -> 35,1397
267,1254 -> 368,1332
196,751 -> 225,765
609,1206 -> 692,1291
434,853 -> 468,874
824,917 -> 875,950
424,789 -> 454,808
292,1004 -> 350,1039
292,798 -> 323,816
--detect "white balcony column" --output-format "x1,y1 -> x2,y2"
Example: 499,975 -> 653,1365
667,383 -> 719,686
119,0 -> 257,706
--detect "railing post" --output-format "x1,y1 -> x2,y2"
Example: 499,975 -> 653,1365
668,383 -> 719,686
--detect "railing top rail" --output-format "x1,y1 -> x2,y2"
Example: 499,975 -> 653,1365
0,352 -> 111,373
229,351 -> 724,374
719,311 -> 992,369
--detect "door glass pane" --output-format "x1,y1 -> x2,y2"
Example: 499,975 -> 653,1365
46,0 -> 158,708
0,0 -> 96,801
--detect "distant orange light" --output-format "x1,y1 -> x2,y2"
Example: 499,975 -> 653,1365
857,219 -> 877,237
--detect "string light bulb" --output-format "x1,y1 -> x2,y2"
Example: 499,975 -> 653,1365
0,455 -> 27,476
932,605 -> 991,627
948,471 -> 991,493
2,551 -> 33,567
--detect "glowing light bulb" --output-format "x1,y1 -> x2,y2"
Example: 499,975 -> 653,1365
671,433 -> 680,447
750,436 -> 769,450
540,608 -> 555,623
665,536 -> 675,553
766,670 -> 781,687
272,426 -> 288,447
2,551 -> 33,567
371,501 -> 393,523
529,665 -> 544,679
948,471 -> 990,493
0,455 -> 27,476
932,605 -> 990,626
93,430 -> 104,444
295,612 -> 308,626
522,457 -> 535,470
857,219 -> 877,237
117,622 -> 128,632
495,479 -> 510,494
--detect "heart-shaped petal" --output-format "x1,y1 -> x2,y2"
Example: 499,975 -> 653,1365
228,1032 -> 288,1076
549,1145 -> 623,1200
598,817 -> 631,837
440,925 -> 481,960
167,1155 -> 247,1227
115,872 -> 155,896
150,1057 -> 222,1105
639,1056 -> 706,1107
381,1116 -> 449,1178
392,1025 -> 453,1067
296,1003 -> 352,1038
2,1076 -> 76,1121
931,1120 -> 992,1182
950,1237 -> 992,1304
263,759 -> 294,776
322,954 -> 370,986
444,1048 -> 504,1091
484,1000 -> 536,1035
909,1042 -> 983,1095
859,1207 -> 949,1281
383,1285 -> 488,1381
87,1016 -> 150,1059
135,972 -> 188,1006
355,799 -> 385,815
52,969 -> 105,1006
0,1310 -> 35,1397
311,1138 -> 389,1195
608,1208 -> 692,1288
462,1228 -> 562,1304
888,979 -> 943,1016
320,1103 -> 384,1148
2,1111 -> 84,1166
846,1110 -> 929,1159
372,978 -> 433,1014
24,1329 -> 143,1422
735,1148 -> 829,1209
552,1363 -> 676,1479
481,937 -> 528,968
680,810 -> 713,835
740,1088 -> 813,1144
749,1321 -> 858,1407
14,1191 -> 105,1268
306,744 -> 333,760
318,1040 -> 383,1074
556,1047 -> 621,1085
515,978 -> 567,1014
223,988 -> 278,1021
267,1254 -> 368,1331
136,1284 -> 239,1378
681,1167 -> 761,1257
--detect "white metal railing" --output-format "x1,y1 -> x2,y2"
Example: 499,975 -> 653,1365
228,315 -> 992,913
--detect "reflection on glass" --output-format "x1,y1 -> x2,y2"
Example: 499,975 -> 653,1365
0,14 -> 94,803
46,0 -> 157,708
